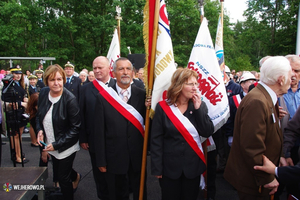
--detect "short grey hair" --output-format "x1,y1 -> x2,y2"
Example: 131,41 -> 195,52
79,71 -> 87,77
259,56 -> 272,68
112,57 -> 133,72
285,54 -> 300,65
260,56 -> 291,85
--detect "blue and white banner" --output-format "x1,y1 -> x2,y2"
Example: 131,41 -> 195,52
215,14 -> 224,67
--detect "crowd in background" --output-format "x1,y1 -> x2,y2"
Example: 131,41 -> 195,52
0,54 -> 299,200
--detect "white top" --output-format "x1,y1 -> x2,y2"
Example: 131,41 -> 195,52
43,93 -> 80,160
259,81 -> 278,106
116,84 -> 131,100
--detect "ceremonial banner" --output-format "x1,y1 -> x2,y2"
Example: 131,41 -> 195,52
149,0 -> 176,117
107,28 -> 120,77
187,17 -> 229,132
215,14 -> 224,67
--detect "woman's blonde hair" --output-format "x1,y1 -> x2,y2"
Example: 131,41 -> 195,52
43,64 -> 66,86
167,68 -> 198,105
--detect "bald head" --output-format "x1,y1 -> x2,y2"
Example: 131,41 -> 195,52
92,56 -> 111,83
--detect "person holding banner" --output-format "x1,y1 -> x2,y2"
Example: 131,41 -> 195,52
94,57 -> 147,200
151,68 -> 214,200
224,56 -> 294,200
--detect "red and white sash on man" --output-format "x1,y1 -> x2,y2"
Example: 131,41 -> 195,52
159,100 -> 206,164
93,80 -> 145,137
232,94 -> 242,108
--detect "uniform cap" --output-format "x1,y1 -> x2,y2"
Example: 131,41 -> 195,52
10,65 -> 22,74
34,69 -> 44,74
28,75 -> 37,79
65,61 -> 75,69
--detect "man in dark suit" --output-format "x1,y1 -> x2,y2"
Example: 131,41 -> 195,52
94,57 -> 146,200
79,56 -> 115,200
224,72 -> 256,147
64,61 -> 81,102
280,99 -> 300,199
254,155 -> 300,199
132,78 -> 145,90
224,56 -> 294,199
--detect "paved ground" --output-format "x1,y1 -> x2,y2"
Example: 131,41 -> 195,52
0,133 -> 287,200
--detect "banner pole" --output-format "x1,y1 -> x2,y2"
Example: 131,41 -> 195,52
139,0 -> 160,199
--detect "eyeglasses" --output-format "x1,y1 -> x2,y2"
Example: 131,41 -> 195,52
184,82 -> 199,87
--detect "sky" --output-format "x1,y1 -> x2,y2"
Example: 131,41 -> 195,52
223,0 -> 248,23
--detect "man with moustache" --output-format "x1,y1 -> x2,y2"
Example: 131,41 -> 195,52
224,56 -> 294,199
79,56 -> 115,200
94,57 -> 147,200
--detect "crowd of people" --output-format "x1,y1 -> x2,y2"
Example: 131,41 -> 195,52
0,54 -> 299,200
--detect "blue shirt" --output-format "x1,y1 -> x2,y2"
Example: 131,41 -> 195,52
283,83 -> 300,120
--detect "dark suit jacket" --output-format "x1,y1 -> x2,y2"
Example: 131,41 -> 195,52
132,78 -> 145,90
283,104 -> 300,161
79,78 -> 116,153
64,76 -> 81,102
94,84 -> 146,174
36,79 -> 45,92
224,92 -> 245,137
28,85 -> 37,97
224,84 -> 283,196
278,165 -> 300,184
2,82 -> 27,123
151,101 -> 214,179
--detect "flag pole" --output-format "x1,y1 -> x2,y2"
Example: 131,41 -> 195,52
296,3 -> 300,56
115,6 -> 122,54
198,0 -> 208,198
139,0 -> 160,199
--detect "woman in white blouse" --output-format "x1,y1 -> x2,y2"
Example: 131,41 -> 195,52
36,64 -> 81,200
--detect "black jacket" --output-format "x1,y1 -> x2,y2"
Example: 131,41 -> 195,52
151,101 -> 214,179
224,92 -> 245,137
36,87 -> 80,153
28,85 -> 38,97
64,76 -> 81,103
79,78 -> 116,153
36,79 -> 45,92
94,84 -> 146,174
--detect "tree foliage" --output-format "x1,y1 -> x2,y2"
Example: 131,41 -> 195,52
0,0 -> 299,72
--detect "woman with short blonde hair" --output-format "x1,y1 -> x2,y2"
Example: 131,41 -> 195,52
36,64 -> 81,200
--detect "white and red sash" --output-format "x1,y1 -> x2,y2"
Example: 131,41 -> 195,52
93,80 -> 145,137
203,136 -> 216,152
159,100 -> 206,164
232,94 -> 242,109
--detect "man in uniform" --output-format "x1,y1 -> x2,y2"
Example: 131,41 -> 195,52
34,69 -> 45,92
64,61 -> 81,102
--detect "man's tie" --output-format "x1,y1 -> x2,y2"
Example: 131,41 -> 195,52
66,77 -> 70,85
121,89 -> 129,103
